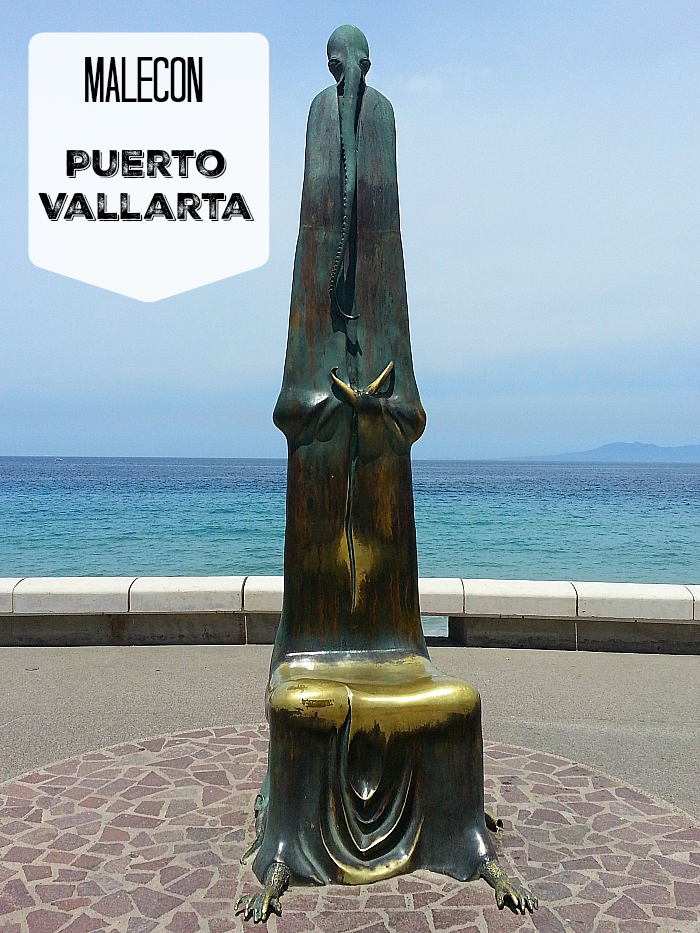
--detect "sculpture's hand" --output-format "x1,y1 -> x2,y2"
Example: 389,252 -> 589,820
331,360 -> 394,408
480,858 -> 538,914
330,367 -> 357,407
235,860 -> 290,923
365,360 -> 393,395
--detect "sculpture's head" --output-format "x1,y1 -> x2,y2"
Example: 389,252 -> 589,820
327,24 -> 370,95
327,25 -> 370,321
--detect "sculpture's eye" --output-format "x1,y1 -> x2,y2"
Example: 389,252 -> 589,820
360,58 -> 371,74
328,57 -> 343,78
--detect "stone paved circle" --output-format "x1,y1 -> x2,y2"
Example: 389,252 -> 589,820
1,723 -> 699,933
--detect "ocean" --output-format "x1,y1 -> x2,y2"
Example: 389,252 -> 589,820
1,458 -> 699,584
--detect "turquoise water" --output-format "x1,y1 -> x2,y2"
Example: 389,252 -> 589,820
1,457 -> 699,583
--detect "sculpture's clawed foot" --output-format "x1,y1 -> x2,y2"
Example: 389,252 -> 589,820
480,857 -> 538,914
235,860 -> 290,923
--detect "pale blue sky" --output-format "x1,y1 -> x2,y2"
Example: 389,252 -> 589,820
2,0 -> 698,457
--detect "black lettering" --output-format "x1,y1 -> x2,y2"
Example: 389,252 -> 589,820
97,193 -> 119,220
177,193 -> 202,220
201,193 -> 225,220
222,193 -> 253,221
93,150 -> 119,177
121,56 -> 136,102
39,192 -> 67,220
144,192 -> 175,220
171,150 -> 195,178
196,149 -> 226,178
64,193 -> 96,221
120,193 -> 142,221
122,150 -> 144,177
137,57 -> 152,102
153,57 -> 169,101
147,150 -> 172,177
187,57 -> 203,102
170,57 -> 186,102
106,58 -> 120,102
67,150 -> 90,177
85,57 -> 104,102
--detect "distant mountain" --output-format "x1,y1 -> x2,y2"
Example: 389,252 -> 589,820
534,442 -> 700,463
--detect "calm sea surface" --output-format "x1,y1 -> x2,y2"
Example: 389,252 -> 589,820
1,458 -> 699,583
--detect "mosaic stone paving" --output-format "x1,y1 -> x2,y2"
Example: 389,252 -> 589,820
1,724 -> 699,933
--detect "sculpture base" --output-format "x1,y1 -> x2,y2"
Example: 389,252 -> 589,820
253,652 -> 496,886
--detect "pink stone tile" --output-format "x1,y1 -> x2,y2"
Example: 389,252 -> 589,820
3,783 -> 39,800
60,915 -> 108,933
6,844 -> 48,865
159,866 -> 189,886
554,901 -> 599,929
625,883 -> 670,905
93,890 -> 134,917
310,911 -> 383,932
651,905 -> 699,920
133,856 -> 174,871
139,739 -> 167,752
202,787 -> 230,807
56,868 -> 87,882
76,881 -> 105,897
89,843 -> 125,856
674,880 -> 700,908
385,911 -> 432,932
78,797 -> 108,810
166,910 -> 201,932
166,868 -> 214,897
156,757 -> 195,771
651,854 -> 700,879
23,864 -> 52,881
135,800 -> 164,816
605,894 -> 650,920
106,744 -> 142,757
52,897 -> 93,911
126,919 -> 159,933
1,877 -> 35,911
26,908 -> 71,933
35,883 -> 75,904
529,808 -> 571,826
72,854 -> 103,870
273,911 -> 316,933
129,887 -> 183,919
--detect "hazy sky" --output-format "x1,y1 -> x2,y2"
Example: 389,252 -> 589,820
2,1 -> 698,458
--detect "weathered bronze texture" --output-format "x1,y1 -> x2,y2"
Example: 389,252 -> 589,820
236,24 -> 537,922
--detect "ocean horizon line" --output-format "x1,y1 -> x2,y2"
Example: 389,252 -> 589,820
3,453 -> 700,465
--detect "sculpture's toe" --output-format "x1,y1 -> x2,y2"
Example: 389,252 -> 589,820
235,891 -> 268,923
235,860 -> 290,923
480,857 -> 537,915
496,879 -> 537,914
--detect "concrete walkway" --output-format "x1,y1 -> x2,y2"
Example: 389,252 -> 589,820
1,645 -> 698,821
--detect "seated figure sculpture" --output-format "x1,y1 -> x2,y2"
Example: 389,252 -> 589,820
235,25 -> 538,922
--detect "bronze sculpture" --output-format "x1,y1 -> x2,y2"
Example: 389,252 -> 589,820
235,25 -> 537,922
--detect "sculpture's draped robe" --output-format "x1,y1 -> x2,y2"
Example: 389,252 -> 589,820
254,84 -> 495,886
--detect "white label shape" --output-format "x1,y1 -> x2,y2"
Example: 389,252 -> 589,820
29,33 -> 269,302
